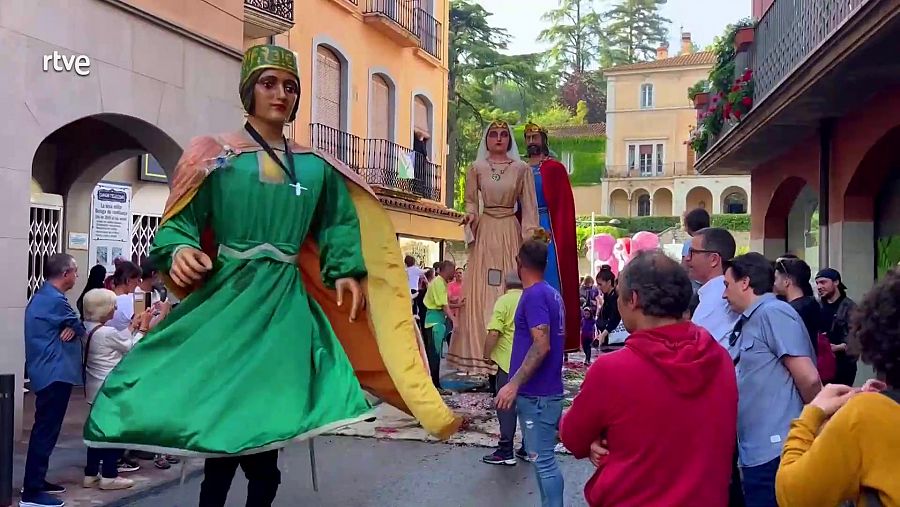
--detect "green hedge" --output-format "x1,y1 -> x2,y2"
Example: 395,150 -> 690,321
575,225 -> 628,256
577,214 -> 751,234
711,214 -> 751,232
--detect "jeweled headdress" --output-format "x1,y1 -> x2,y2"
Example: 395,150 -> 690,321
524,122 -> 548,134
239,44 -> 301,122
488,120 -> 510,130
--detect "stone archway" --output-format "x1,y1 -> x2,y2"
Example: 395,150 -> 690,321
758,176 -> 810,260
609,188 -> 629,216
631,188 -> 651,217
652,187 -> 673,216
843,125 -> 900,290
721,186 -> 748,214
685,186 -> 713,212
29,114 -> 182,302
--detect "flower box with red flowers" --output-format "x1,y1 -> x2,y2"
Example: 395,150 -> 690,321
725,69 -> 754,122
734,27 -> 755,52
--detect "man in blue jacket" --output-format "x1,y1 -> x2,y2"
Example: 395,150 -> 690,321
21,253 -> 86,507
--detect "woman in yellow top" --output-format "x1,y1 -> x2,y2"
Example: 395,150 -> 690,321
775,268 -> 900,507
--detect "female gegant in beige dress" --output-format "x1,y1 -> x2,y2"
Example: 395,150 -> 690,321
447,123 -> 540,375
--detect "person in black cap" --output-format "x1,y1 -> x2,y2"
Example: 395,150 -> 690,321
815,268 -> 858,385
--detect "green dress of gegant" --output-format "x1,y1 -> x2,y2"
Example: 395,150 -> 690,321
83,146 -> 372,456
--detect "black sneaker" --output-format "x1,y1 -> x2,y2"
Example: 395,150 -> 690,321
19,490 -> 65,507
117,458 -> 140,473
482,451 -> 516,466
516,447 -> 534,462
41,482 -> 65,495
18,482 -> 65,496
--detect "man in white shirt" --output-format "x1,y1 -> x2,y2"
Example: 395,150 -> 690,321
686,227 -> 741,345
405,255 -> 428,332
684,226 -> 744,507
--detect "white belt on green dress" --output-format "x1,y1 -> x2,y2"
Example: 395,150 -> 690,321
218,244 -> 298,264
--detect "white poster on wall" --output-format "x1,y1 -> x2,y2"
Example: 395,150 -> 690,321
89,182 -> 132,273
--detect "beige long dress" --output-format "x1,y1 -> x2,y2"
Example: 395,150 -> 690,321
447,159 -> 540,375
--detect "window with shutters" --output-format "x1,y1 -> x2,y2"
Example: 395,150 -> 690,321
315,46 -> 343,130
369,74 -> 392,140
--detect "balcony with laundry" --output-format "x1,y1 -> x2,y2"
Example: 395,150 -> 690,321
309,123 -> 442,203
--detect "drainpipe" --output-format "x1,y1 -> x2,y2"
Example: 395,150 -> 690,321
819,120 -> 832,269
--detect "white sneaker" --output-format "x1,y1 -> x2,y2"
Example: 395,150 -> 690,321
82,476 -> 100,488
98,477 -> 134,490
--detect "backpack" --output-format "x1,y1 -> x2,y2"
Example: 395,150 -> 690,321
816,331 -> 837,383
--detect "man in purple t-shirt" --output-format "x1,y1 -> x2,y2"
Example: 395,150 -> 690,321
496,239 -> 565,507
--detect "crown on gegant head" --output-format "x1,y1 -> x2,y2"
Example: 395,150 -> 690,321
531,228 -> 551,244
488,119 -> 509,130
524,122 -> 547,134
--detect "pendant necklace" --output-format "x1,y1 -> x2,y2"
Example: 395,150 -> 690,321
244,122 -> 307,196
489,160 -> 511,181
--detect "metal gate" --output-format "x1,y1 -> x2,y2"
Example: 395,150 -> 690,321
27,203 -> 63,300
131,213 -> 161,265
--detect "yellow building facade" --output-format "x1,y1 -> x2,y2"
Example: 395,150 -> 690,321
258,0 -> 461,262
575,35 -> 751,218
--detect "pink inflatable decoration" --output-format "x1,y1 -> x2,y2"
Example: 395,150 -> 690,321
586,234 -> 618,276
613,237 -> 631,272
630,231 -> 660,260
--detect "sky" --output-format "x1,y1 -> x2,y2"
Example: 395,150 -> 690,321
473,0 -> 751,58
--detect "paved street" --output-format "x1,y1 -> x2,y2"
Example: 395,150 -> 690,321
124,437 -> 594,507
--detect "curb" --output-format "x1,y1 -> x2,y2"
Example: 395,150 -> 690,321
104,467 -> 204,506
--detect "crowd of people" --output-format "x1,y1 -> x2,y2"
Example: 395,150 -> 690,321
15,40 -> 899,507
21,254 -> 174,507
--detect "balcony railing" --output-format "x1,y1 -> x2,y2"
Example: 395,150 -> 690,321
605,163 -> 688,178
751,0 -> 865,104
416,8 -> 442,59
310,123 -> 442,202
245,0 -> 294,22
365,0 -> 419,36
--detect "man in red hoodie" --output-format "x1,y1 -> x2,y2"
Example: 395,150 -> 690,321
560,250 -> 738,507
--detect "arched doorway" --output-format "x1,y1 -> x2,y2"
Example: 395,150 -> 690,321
845,125 -> 900,285
631,189 -> 651,217
721,186 -> 748,214
609,188 -> 628,216
413,94 -> 434,157
29,113 -> 181,301
786,185 -> 820,275
685,186 -> 713,212
652,187 -> 673,216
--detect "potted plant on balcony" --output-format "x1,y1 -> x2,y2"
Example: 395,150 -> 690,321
688,80 -> 710,109
733,26 -> 755,52
724,68 -> 754,122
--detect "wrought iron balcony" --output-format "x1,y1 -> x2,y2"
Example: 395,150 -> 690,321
416,8 -> 442,60
364,0 -> 420,47
310,123 -> 442,202
244,0 -> 294,38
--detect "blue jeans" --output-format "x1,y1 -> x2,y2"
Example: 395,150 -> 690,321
23,381 -> 72,493
517,394 -> 564,507
740,457 -> 780,507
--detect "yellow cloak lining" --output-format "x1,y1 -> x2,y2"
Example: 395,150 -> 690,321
160,132 -> 461,440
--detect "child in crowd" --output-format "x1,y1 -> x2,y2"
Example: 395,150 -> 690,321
581,306 -> 597,365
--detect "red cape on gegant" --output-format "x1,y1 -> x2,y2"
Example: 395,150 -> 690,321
539,158 -> 581,353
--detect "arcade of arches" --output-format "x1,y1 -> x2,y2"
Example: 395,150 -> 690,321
603,183 -> 747,218
750,88 -> 900,302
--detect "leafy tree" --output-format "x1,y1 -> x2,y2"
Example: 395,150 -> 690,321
559,71 -> 607,122
538,0 -> 603,75
603,0 -> 671,65
447,0 -> 554,210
